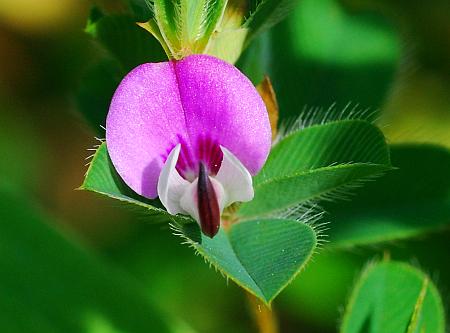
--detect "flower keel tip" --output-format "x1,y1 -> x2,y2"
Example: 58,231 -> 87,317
197,163 -> 221,238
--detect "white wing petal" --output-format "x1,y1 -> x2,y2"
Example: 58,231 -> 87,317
157,144 -> 190,215
215,146 -> 254,207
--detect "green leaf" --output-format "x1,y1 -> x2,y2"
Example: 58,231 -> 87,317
328,144 -> 450,248
80,142 -> 191,224
236,30 -> 271,84
238,120 -> 391,219
341,261 -> 445,333
244,0 -> 298,42
127,0 -> 153,22
88,15 -> 167,70
77,14 -> 166,131
76,56 -> 123,130
152,0 -> 227,58
81,137 -> 316,305
178,218 -> 316,304
0,186 -> 172,333
239,0 -> 399,120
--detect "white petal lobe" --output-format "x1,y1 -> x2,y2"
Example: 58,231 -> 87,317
157,144 -> 190,215
179,180 -> 199,222
215,146 -> 254,207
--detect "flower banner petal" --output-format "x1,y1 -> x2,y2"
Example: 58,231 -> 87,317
107,54 -> 271,200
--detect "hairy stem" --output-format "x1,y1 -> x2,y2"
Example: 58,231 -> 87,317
246,293 -> 279,333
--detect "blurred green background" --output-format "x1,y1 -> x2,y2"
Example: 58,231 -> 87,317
1,0 -> 449,332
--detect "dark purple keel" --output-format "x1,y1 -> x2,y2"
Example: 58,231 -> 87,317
197,163 -> 220,238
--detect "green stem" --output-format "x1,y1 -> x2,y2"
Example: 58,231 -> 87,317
246,293 -> 279,333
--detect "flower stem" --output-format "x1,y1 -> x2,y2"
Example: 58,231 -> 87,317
246,293 -> 279,333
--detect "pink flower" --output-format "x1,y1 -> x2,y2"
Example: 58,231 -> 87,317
106,54 -> 271,237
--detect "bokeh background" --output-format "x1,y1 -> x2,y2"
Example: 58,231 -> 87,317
1,0 -> 449,332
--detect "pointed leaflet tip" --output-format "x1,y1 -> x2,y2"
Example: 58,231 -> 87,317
197,163 -> 221,238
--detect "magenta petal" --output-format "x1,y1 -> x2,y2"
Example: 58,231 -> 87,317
106,54 -> 271,199
106,62 -> 189,198
174,55 -> 272,174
